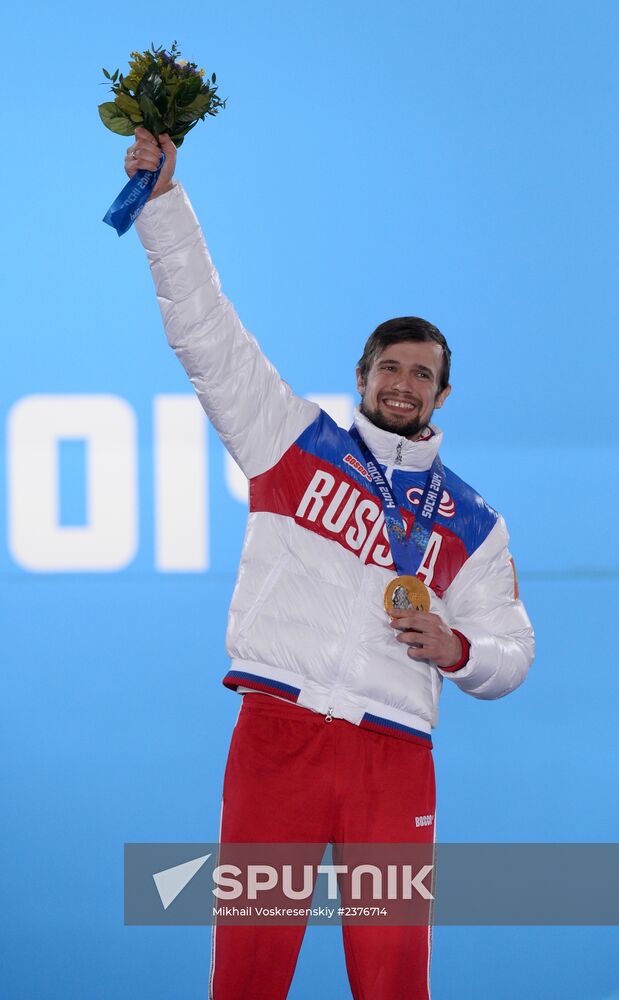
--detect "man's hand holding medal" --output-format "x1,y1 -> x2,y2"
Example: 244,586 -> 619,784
388,606 -> 465,668
382,574 -> 462,667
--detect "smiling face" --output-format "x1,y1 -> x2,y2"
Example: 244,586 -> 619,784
356,340 -> 451,440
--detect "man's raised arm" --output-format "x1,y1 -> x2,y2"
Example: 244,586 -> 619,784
128,128 -> 318,478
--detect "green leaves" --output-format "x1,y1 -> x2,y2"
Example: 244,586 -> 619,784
138,95 -> 165,135
115,91 -> 141,122
138,68 -> 167,112
98,102 -> 136,136
182,93 -> 213,118
99,44 -> 226,146
175,75 -> 202,107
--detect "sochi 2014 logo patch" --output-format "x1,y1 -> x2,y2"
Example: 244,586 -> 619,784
406,487 -> 456,518
343,453 -> 372,483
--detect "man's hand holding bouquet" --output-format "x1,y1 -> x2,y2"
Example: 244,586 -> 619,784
100,42 -> 225,235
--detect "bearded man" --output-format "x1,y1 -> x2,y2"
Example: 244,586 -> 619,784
126,128 -> 534,1000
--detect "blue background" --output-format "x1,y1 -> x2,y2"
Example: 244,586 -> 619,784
1,1 -> 618,997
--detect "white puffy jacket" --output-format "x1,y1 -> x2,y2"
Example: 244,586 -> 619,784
136,183 -> 534,746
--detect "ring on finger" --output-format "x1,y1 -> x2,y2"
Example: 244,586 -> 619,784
130,149 -> 138,160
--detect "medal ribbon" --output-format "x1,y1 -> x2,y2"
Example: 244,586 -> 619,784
103,152 -> 166,237
349,426 -> 445,576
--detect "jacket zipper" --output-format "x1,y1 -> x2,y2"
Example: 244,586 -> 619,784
395,441 -> 403,465
325,706 -> 334,723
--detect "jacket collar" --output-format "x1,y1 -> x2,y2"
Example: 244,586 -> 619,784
352,406 -> 442,472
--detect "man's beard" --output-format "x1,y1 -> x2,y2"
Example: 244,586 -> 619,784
360,399 -> 427,440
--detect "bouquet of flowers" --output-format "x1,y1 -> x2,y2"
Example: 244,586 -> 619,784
100,42 -> 226,235
99,41 -> 226,146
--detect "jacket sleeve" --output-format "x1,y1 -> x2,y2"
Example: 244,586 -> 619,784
135,182 -> 319,478
439,515 -> 535,699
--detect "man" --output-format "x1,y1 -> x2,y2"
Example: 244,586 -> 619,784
127,129 -> 534,999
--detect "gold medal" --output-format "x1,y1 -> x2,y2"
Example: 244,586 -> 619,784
384,575 -> 430,614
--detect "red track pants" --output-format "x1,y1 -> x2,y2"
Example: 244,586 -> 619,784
209,693 -> 436,1000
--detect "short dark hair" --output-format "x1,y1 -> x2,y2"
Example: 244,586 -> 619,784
357,317 -> 451,392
